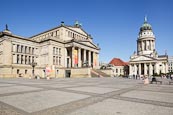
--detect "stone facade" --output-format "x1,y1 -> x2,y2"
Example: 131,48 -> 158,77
0,21 -> 100,78
168,56 -> 173,73
129,17 -> 168,76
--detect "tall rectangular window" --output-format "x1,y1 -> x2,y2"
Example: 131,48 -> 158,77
25,56 -> 27,64
21,45 -> 23,53
116,69 -> 118,73
25,46 -> 27,53
56,48 -> 58,55
53,56 -> 55,65
17,45 -> 20,53
53,47 -> 55,55
59,57 -> 61,65
25,70 -> 27,74
17,55 -> 19,64
29,56 -> 31,64
59,48 -> 61,55
56,56 -> 58,65
32,48 -> 34,54
21,55 -> 23,64
29,47 -> 31,54
32,56 -> 34,63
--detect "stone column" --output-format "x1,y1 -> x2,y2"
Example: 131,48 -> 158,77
139,63 -> 141,75
151,40 -> 153,50
149,40 -> 152,50
129,64 -> 132,76
78,48 -> 81,67
72,47 -> 75,67
142,41 -> 144,51
147,40 -> 149,50
88,51 -> 91,67
154,63 -> 158,74
96,53 -> 99,68
149,63 -> 152,76
153,41 -> 155,49
83,49 -> 86,63
134,64 -> 137,75
144,63 -> 147,75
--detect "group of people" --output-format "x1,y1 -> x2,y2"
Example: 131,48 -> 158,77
161,74 -> 173,79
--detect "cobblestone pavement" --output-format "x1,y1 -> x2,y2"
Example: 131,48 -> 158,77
0,77 -> 173,115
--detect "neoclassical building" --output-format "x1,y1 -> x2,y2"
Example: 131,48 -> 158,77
0,21 -> 100,78
129,17 -> 168,76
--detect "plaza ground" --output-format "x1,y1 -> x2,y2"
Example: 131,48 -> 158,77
0,77 -> 173,115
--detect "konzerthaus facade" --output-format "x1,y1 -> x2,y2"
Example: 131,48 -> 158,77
129,17 -> 168,77
0,21 -> 100,78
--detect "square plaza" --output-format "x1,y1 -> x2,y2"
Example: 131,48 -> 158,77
0,77 -> 173,115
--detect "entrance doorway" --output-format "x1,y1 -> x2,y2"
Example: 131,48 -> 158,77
65,70 -> 71,78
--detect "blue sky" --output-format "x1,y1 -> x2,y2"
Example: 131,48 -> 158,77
0,0 -> 173,63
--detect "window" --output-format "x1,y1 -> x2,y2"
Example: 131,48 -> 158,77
53,56 -> 55,65
17,55 -> 19,64
29,56 -> 31,64
59,48 -> 61,55
25,46 -> 27,53
53,47 -> 55,55
59,57 -> 61,65
56,48 -> 58,55
73,33 -> 74,38
21,55 -> 23,64
25,56 -> 27,64
29,47 -> 31,54
17,45 -> 20,53
25,70 -> 27,74
17,69 -> 20,74
32,56 -> 34,63
21,45 -> 23,53
56,56 -> 58,65
32,48 -> 34,54
116,69 -> 118,73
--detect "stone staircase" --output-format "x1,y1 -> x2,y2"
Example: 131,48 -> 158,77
91,69 -> 110,77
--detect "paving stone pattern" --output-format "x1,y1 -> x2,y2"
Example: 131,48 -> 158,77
0,77 -> 173,115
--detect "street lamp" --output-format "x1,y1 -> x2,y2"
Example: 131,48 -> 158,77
31,62 -> 37,78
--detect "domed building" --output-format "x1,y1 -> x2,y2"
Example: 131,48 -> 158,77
129,17 -> 168,76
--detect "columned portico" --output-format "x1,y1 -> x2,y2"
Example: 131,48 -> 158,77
68,46 -> 98,68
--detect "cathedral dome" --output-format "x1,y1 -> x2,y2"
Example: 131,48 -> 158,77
140,16 -> 152,31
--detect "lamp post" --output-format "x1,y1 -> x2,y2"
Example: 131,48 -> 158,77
31,62 -> 37,78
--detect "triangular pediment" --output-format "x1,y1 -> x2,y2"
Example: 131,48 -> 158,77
78,41 -> 98,48
67,27 -> 87,36
130,55 -> 157,62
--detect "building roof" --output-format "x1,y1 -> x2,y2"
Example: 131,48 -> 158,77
109,58 -> 128,66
